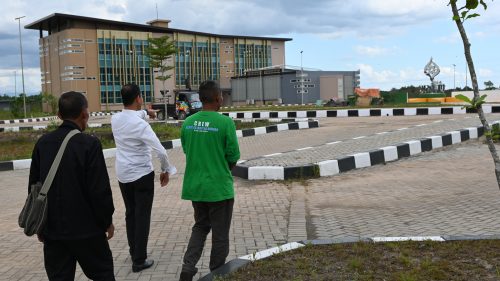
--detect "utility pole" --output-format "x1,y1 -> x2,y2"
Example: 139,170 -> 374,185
15,16 -> 27,118
14,71 -> 17,97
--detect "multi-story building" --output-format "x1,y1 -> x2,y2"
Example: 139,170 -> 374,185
26,13 -> 291,111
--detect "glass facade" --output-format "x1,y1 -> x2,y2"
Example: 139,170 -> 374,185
235,44 -> 272,75
175,41 -> 220,88
98,38 -> 153,104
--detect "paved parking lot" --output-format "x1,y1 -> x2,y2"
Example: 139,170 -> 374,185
1,115 -> 500,280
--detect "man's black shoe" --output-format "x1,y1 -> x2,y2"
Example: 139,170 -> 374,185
179,271 -> 194,281
132,259 -> 154,272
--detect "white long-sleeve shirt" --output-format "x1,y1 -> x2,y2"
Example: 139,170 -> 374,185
111,109 -> 177,183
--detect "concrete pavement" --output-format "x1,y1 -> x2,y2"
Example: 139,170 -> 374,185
1,115 -> 500,280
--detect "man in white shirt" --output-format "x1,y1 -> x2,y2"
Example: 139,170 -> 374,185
111,84 -> 176,273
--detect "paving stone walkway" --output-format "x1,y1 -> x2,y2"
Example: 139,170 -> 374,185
1,115 -> 500,280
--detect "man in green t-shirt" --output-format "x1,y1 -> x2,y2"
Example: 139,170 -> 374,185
179,81 -> 240,281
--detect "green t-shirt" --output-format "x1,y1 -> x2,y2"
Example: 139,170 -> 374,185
181,111 -> 240,202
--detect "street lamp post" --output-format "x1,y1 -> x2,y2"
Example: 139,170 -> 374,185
465,64 -> 468,88
15,16 -> 27,118
300,50 -> 304,105
452,64 -> 456,89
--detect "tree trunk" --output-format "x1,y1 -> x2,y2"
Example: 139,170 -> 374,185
451,1 -> 500,190
162,79 -> 167,123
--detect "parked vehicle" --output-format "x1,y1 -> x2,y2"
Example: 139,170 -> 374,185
152,91 -> 202,120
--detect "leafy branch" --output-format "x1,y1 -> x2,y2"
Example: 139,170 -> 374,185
450,0 -> 488,21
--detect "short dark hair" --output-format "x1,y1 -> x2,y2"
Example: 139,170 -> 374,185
121,84 -> 141,106
199,80 -> 221,103
58,91 -> 88,119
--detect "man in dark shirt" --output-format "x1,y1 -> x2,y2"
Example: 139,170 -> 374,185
28,91 -> 116,280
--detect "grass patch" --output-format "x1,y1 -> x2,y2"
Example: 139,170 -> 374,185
0,110 -> 53,120
0,119 -> 277,161
218,240 -> 500,281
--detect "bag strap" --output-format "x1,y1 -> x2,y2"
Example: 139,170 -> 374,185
37,129 -> 80,200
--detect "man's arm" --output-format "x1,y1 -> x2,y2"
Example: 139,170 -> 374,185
141,124 -> 177,175
28,142 -> 40,194
225,119 -> 240,169
137,109 -> 158,120
85,138 -> 115,231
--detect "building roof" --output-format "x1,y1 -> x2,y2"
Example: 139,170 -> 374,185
25,13 -> 293,42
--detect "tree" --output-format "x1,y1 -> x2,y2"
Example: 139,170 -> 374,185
10,94 -> 25,118
450,0 -> 500,190
42,92 -> 57,114
484,80 -> 496,90
144,35 -> 177,121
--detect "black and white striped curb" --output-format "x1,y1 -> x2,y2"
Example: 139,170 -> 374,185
199,234 -> 500,280
221,103 -> 315,110
231,124 -> 488,180
158,120 -> 319,150
90,111 -> 120,117
150,117 -> 313,126
222,105 -> 500,119
0,116 -> 58,125
0,121 -> 319,172
0,123 -> 105,132
237,118 -> 464,162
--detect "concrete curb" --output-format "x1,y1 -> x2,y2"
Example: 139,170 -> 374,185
222,105 -> 499,119
0,111 -> 117,125
90,111 -> 120,117
0,123 -> 105,132
1,105 -> 498,125
199,234 -> 500,280
0,121 -> 319,172
232,124 -> 487,180
0,116 -> 58,125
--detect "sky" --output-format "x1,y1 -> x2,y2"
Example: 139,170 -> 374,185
0,0 -> 499,95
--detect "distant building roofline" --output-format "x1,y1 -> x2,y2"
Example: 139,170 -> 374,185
25,13 -> 293,42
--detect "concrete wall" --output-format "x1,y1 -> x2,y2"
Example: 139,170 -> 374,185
230,69 -> 360,105
40,28 -> 100,112
271,41 -> 285,66
452,89 -> 500,103
281,71 -> 321,104
320,75 -> 341,100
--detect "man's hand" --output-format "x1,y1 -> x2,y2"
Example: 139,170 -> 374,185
160,172 -> 169,187
147,109 -> 159,119
106,223 -> 115,240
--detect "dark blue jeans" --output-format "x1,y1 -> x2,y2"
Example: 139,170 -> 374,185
181,198 -> 234,275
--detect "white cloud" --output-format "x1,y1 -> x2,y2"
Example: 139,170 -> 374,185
0,0 -> 499,93
354,45 -> 400,57
435,32 -> 461,44
479,68 -> 493,77
0,67 -> 40,95
357,63 -> 397,84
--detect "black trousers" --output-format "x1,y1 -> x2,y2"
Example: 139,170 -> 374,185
119,171 -> 155,265
181,198 -> 234,275
43,234 -> 115,281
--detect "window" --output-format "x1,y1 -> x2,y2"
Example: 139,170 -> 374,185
64,66 -> 85,70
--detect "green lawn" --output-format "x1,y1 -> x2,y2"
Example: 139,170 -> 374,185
218,240 -> 500,281
0,120 -> 275,161
0,110 -> 54,120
